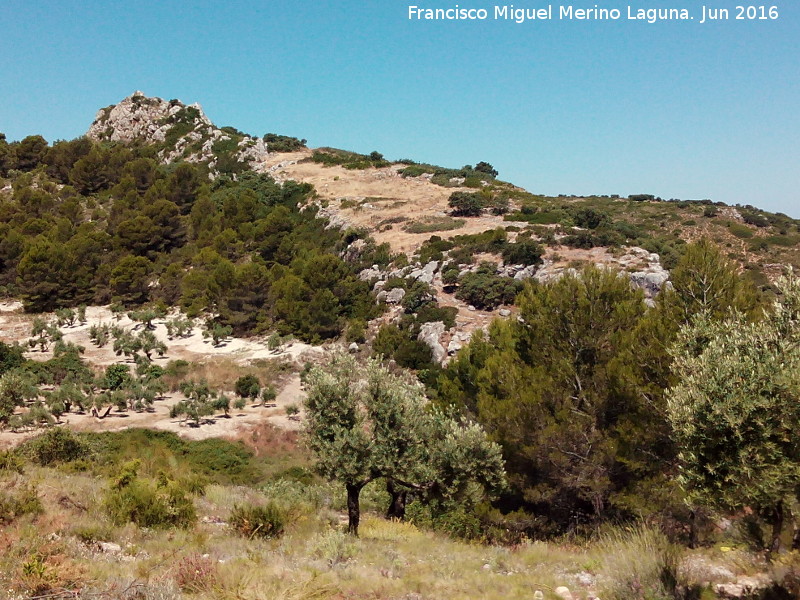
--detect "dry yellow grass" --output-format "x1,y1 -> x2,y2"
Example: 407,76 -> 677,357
2,463 -> 791,600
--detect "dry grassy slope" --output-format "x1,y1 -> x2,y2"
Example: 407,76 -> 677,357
0,464 -> 783,600
263,150 -> 520,255
262,151 -> 799,285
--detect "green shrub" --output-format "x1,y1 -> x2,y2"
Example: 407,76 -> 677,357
504,210 -> 563,224
263,133 -> 307,153
104,462 -> 197,529
448,192 -> 484,217
0,484 -> 43,524
404,217 -> 465,234
84,429 -> 262,485
572,207 -> 610,229
229,502 -> 287,539
415,304 -> 457,328
501,239 -> 544,266
23,427 -> 86,465
0,449 -> 24,473
235,374 -> 261,399
455,263 -> 522,309
728,223 -> 754,239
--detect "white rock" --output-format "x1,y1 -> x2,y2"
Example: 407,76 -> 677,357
86,91 -> 268,173
447,340 -> 462,355
384,288 -> 406,304
555,587 -> 574,600
418,321 -> 446,363
98,542 -> 122,554
359,266 -> 384,281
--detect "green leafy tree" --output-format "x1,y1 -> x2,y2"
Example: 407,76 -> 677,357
448,192 -> 484,217
55,308 -> 77,327
663,238 -> 761,325
14,135 -> 48,171
28,317 -> 62,352
172,380 -> 218,426
89,323 -> 112,347
16,239 -> 70,312
667,273 -> 800,553
136,330 -> 167,361
234,374 -> 260,401
0,372 -> 39,424
261,384 -> 277,406
112,329 -> 142,361
128,306 -> 166,330
474,161 -> 498,178
165,315 -> 193,339
213,393 -> 231,417
202,321 -> 232,347
110,256 -> 153,305
304,354 -> 504,535
438,265 -> 677,525
0,132 -> 10,176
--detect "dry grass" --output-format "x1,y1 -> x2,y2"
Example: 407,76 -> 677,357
0,464 -> 788,600
162,356 -> 293,393
232,421 -> 302,458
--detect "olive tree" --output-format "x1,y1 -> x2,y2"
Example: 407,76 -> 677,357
667,272 -> 800,553
304,354 -> 504,535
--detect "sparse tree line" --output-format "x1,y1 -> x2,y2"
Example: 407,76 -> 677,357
0,306 -> 281,430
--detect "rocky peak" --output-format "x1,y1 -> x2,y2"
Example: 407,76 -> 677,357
86,91 -> 268,173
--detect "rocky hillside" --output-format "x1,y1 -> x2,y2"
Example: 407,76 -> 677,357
87,91 -> 268,174
2,91 -> 793,369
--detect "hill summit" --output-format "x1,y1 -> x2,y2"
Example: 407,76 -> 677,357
87,91 -> 268,173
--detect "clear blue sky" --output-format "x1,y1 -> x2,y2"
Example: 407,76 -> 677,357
1,1 -> 798,215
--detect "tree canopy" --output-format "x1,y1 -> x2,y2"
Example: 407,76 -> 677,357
667,272 -> 800,552
304,354 -> 504,535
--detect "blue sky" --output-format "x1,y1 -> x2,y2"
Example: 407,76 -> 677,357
1,1 -> 798,215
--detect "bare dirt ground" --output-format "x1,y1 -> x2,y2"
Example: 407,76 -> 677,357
263,151 -> 527,255
0,302 -> 319,449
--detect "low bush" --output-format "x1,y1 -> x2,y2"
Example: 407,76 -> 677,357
263,133 -> 307,153
173,553 -> 219,593
22,427 -> 86,466
501,239 -> 544,266
104,462 -> 197,529
455,263 -> 522,309
404,217 -> 465,234
0,484 -> 43,524
448,192 -> 484,217
229,502 -> 287,539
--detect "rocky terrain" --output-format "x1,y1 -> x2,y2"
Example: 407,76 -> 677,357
88,91 -> 268,173
78,92 -> 723,368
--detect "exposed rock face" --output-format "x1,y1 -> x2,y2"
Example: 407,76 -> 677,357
527,247 -> 670,301
409,261 -> 439,285
417,321 -> 446,363
86,91 -> 268,173
376,287 -> 406,304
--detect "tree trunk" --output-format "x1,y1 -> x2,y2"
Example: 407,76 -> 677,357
689,509 -> 698,549
769,500 -> 784,557
346,482 -> 364,536
386,480 -> 408,520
